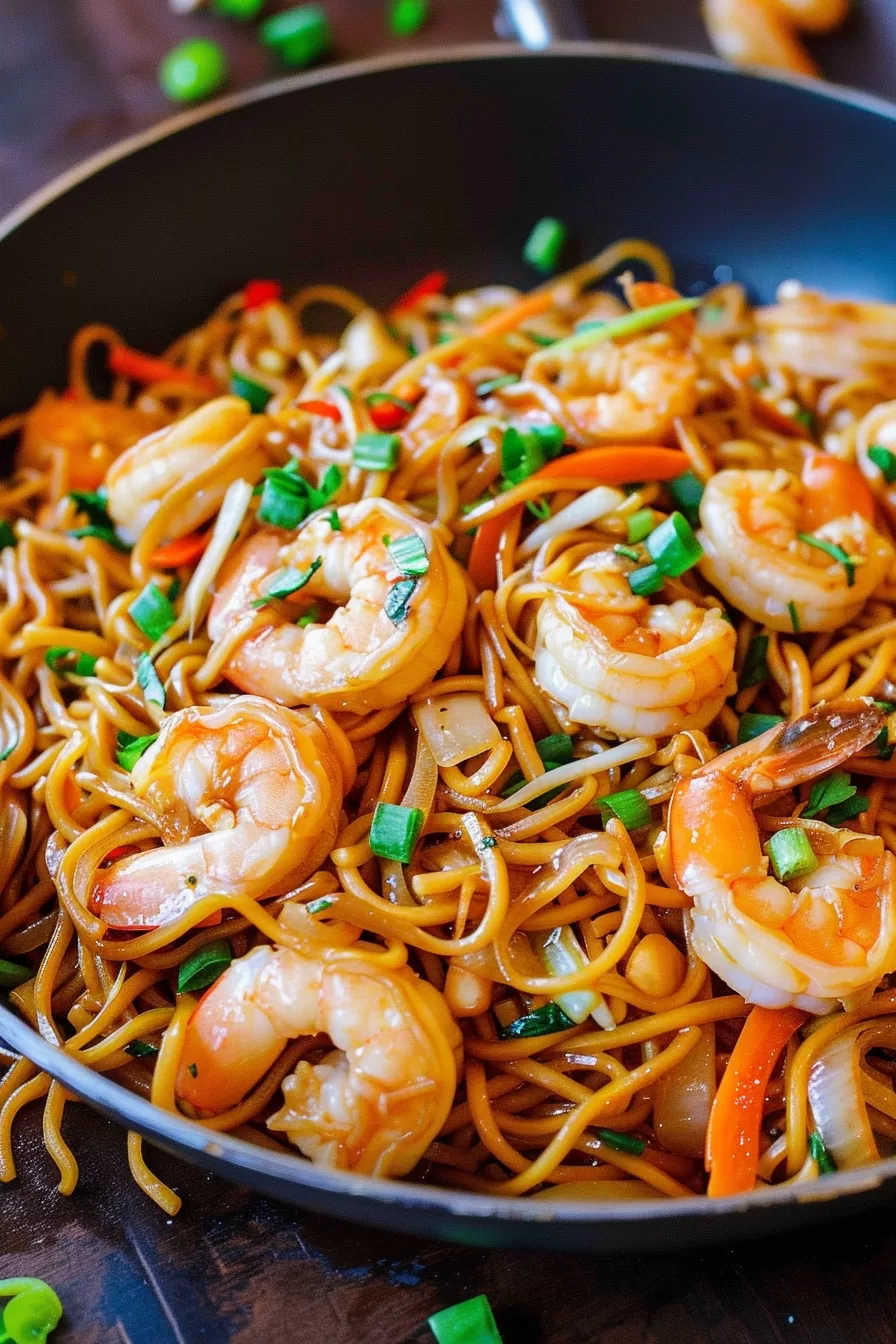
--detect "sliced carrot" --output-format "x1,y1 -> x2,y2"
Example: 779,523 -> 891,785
801,450 -> 876,528
108,345 -> 217,396
148,531 -> 210,569
629,281 -> 696,340
476,290 -> 556,338
467,514 -> 506,591
706,1005 -> 807,1198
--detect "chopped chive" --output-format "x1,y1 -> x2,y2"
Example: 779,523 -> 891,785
475,373 -> 520,397
523,330 -> 556,347
230,371 -> 271,413
741,635 -> 770,689
809,1129 -> 837,1175
0,739 -> 18,763
803,771 -> 856,820
645,511 -> 703,577
369,802 -> 425,862
45,647 -> 98,678
388,533 -> 429,577
0,957 -> 32,990
69,524 -> 131,552
597,788 -> 650,830
737,712 -> 785,744
177,938 -> 232,993
253,557 -> 322,608
499,1002 -> 575,1038
187,1062 -> 198,1078
869,444 -> 896,483
791,406 -> 816,433
365,391 -> 413,413
767,828 -> 818,883
128,582 -> 176,642
125,1039 -> 160,1059
352,432 -> 400,472
668,471 -> 705,527
797,533 -> 855,587
136,653 -> 166,708
258,472 -> 309,530
327,510 -> 342,531
0,520 -> 16,550
500,423 -> 564,485
526,497 -> 552,521
628,563 -> 663,597
116,729 -> 159,772
541,297 -> 700,360
306,896 -> 336,915
167,577 -> 182,602
428,1295 -> 502,1344
596,1128 -> 646,1155
296,603 -> 320,628
536,733 -> 574,765
614,544 -> 642,563
826,793 -> 870,826
68,488 -> 112,529
523,217 -> 567,274
384,577 -> 417,626
626,508 -> 655,544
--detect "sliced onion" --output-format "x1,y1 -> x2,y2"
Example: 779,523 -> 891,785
653,987 -> 716,1160
413,693 -> 503,768
380,737 -> 438,907
808,1026 -> 879,1170
532,925 -> 615,1030
184,477 -> 253,639
487,737 -> 656,813
517,485 -> 627,558
341,309 -> 406,379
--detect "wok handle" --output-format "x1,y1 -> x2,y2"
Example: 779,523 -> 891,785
497,0 -> 590,47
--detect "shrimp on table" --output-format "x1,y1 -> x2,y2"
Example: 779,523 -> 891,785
698,459 -> 892,632
91,697 -> 353,929
105,396 -> 273,544
670,699 -> 896,1012
756,287 -> 896,385
533,550 -> 736,737
208,499 -> 467,714
17,392 -> 165,492
176,941 -> 462,1177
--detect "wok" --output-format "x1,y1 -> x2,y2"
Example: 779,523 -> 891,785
3,0 -> 896,1251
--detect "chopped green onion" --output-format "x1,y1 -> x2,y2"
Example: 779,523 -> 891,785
0,958 -> 32,990
306,896 -> 336,915
788,601 -> 801,633
44,647 -> 97,678
128,582 -> 176,642
540,298 -> 700,360
136,653 -> 166,708
536,733 -> 574,766
626,508 -> 655,544
365,391 -> 414,412
809,1129 -> 837,1175
0,739 -> 18,763
475,373 -> 520,397
167,577 -> 182,602
388,533 -> 429,577
741,634 -> 770,689
314,463 -> 343,507
159,37 -> 227,103
0,520 -> 16,550
116,730 -> 159,772
668,471 -> 705,527
258,471 -> 309,530
352,432 -> 400,472
528,423 -> 565,456
125,1039 -> 160,1059
230,371 -> 271,413
213,0 -> 263,18
328,510 -> 342,531
614,544 -> 642,563
500,424 -> 564,485
260,4 -> 332,68
803,771 -> 856,820
253,558 -> 322,608
384,577 -> 417,626
68,524 -> 131,552
869,444 -> 896,483
428,1295 -> 502,1344
628,563 -> 664,597
737,712 -> 785,744
523,217 -> 567,274
177,938 -> 232,994
369,802 -> 425,863
68,489 -> 112,529
767,828 -> 818,883
826,793 -> 870,826
598,788 -> 650,830
296,603 -> 320,628
0,1279 -> 64,1344
523,330 -> 556,347
388,0 -> 430,36
596,1128 -> 646,1155
526,497 -> 552,521
792,406 -> 816,433
499,1002 -> 575,1039
797,532 -> 855,587
645,511 -> 703,577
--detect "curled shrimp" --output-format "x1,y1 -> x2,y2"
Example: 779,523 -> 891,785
533,550 -> 736,737
105,396 -> 273,544
543,332 -> 700,443
176,940 -> 461,1177
670,699 -> 896,1012
757,287 -> 896,386
702,0 -> 819,76
208,500 -> 468,714
698,461 -> 892,632
91,697 -> 354,929
18,392 -> 164,492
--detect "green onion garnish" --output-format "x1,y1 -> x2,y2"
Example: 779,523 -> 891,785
537,733 -> 574,765
0,1278 -> 64,1344
125,1039 -> 160,1059
626,508 -> 655,544
136,653 -> 166,708
499,1002 -> 575,1039
645,511 -> 703,577
809,1129 -> 837,1175
177,938 -> 232,993
0,520 -> 16,550
328,510 -> 342,531
526,497 -> 551,521
230,371 -> 271,413
597,788 -> 650,831
306,896 -> 336,915
869,444 -> 896,483
260,4 -> 332,67
628,563 -> 664,597
803,771 -> 856,820
365,391 -> 413,413
522,217 -> 567,274
369,802 -> 425,863
68,489 -> 112,529
253,557 -> 322,608
668,471 -> 705,527
741,634 -> 770,689
614,544 -> 642,563
826,793 -> 870,826
788,601 -> 801,633
388,533 -> 429,577
500,424 -> 565,485
257,470 -> 309,530
44,647 -> 97,678
523,330 -> 557,347
428,1295 -> 503,1344
116,730 -> 159,772
128,582 -> 176,642
352,432 -> 400,472
68,524 -> 131,552
797,532 -> 855,587
737,712 -> 785,744
767,828 -> 818,883
0,958 -> 32,990
792,406 -> 816,433
475,373 -> 520,397
296,603 -> 320,628
596,1128 -> 646,1156
0,739 -> 18,763
384,577 -> 417,626
540,298 -> 700,360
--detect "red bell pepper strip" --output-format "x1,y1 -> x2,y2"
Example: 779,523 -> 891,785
389,270 -> 448,313
108,345 -> 217,395
243,279 -> 282,310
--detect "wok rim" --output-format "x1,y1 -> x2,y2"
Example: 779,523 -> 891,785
3,39 -> 896,1228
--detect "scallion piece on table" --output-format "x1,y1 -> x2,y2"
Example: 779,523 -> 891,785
645,511 -> 703,577
522,217 -> 567,274
159,38 -> 227,103
369,802 -> 425,862
136,653 -> 166,708
475,373 -> 520,397
668,470 -> 705,527
809,1129 -> 837,1175
628,563 -> 664,597
0,520 -> 16,550
499,1002 -> 575,1039
253,558 -> 322,608
428,1295 -> 503,1344
129,582 -> 176,641
803,771 -> 856,820
741,634 -> 770,689
384,577 -> 417,626
177,938 -> 232,994
45,647 -> 98,678
388,0 -> 430,37
388,533 -> 429,577
596,1128 -> 646,1155
260,4 -> 332,68
767,828 -> 818,883
869,444 -> 896,482
737,712 -> 785,744
626,509 -> 655,544
797,532 -> 855,586
0,958 -> 32,990
352,432 -> 400,472
116,730 -> 159,773
230,371 -> 271,413
597,788 -> 650,830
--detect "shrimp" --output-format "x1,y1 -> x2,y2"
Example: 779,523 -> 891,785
698,462 -> 892,632
90,697 -> 353,929
757,287 -> 896,386
670,699 -> 896,1012
105,396 -> 273,544
176,941 -> 461,1178
208,499 -> 467,714
17,392 -> 165,492
550,334 -> 700,442
401,376 -> 471,456
773,0 -> 850,33
702,0 -> 819,77
533,550 -> 736,737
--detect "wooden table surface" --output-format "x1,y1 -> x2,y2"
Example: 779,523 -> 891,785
5,3 -> 896,1342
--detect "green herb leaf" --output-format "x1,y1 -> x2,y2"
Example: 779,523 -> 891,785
128,582 -> 176,642
136,653 -> 165,708
177,938 -> 232,994
737,712 -> 785,744
68,489 -> 112,529
869,444 -> 896,483
230,370 -> 271,413
388,533 -> 429,577
116,729 -> 159,772
0,958 -> 32,990
526,497 -> 552,521
803,771 -> 856,820
741,635 -> 770,689
0,520 -> 17,551
668,471 -> 704,527
0,739 -> 18,763
327,509 -> 342,531
826,793 -> 870,827
125,1040 -> 159,1059
68,525 -> 131,552
596,1128 -> 646,1155
384,577 -> 417,626
253,557 -> 322,608
499,1002 -> 575,1039
44,647 -> 98,678
788,601 -> 801,633
797,532 -> 855,587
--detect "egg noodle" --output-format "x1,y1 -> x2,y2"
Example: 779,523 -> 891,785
4,241 -> 896,1216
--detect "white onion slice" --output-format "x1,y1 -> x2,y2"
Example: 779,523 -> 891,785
184,477 -> 253,639
486,737 -> 656,813
532,925 -> 615,1030
380,737 -> 438,906
653,985 -> 716,1159
808,1026 -> 879,1170
413,693 -> 503,767
518,485 -> 627,557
